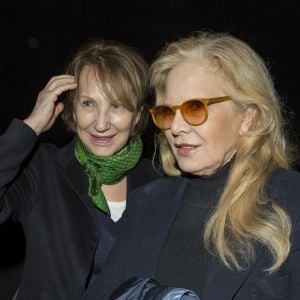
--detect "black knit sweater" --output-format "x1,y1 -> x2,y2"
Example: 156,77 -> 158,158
154,162 -> 231,296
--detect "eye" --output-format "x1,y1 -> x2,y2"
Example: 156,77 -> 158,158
110,103 -> 126,111
81,99 -> 94,108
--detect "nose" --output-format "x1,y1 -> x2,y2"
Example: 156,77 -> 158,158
170,110 -> 191,135
94,108 -> 111,132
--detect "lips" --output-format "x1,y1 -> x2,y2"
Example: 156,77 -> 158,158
91,134 -> 115,145
174,143 -> 200,156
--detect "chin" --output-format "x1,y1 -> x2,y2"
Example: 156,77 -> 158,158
178,163 -> 201,175
87,145 -> 117,157
178,162 -> 213,176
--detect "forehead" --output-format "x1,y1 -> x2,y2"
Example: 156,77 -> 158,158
78,65 -> 101,87
76,65 -> 135,109
76,66 -> 120,107
164,60 -> 228,103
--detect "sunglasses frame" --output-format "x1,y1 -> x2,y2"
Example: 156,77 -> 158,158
149,96 -> 231,130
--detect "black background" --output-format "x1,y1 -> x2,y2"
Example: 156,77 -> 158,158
0,0 -> 299,299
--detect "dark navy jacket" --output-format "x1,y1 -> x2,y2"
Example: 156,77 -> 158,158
0,119 -> 161,299
86,168 -> 300,300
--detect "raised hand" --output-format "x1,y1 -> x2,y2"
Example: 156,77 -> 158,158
24,75 -> 77,135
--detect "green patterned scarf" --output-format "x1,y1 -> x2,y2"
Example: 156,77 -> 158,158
75,135 -> 143,215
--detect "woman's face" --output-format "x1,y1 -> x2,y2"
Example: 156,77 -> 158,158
73,65 -> 138,156
163,60 -> 248,176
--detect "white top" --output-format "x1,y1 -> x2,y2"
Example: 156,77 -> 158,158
107,200 -> 126,222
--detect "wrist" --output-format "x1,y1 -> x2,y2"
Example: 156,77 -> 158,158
23,118 -> 44,135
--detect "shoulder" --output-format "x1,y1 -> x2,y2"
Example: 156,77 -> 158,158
1,119 -> 66,162
268,167 -> 300,183
131,176 -> 183,193
30,139 -> 74,170
130,158 -> 164,178
128,176 -> 188,206
266,167 -> 300,218
267,167 -> 300,198
37,143 -> 60,155
32,143 -> 61,163
127,158 -> 165,192
123,176 -> 188,224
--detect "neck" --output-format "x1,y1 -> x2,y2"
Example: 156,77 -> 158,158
102,177 -> 127,202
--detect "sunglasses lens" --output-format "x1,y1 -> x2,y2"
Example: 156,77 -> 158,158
182,100 -> 206,125
151,106 -> 174,129
150,99 -> 207,129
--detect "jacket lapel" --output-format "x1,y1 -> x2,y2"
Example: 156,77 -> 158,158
56,139 -> 95,213
201,242 -> 264,300
134,177 -> 190,276
55,139 -> 100,288
200,257 -> 252,299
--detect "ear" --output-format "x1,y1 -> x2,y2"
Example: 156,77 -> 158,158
72,99 -> 78,122
130,107 -> 143,135
134,109 -> 142,126
72,110 -> 77,123
239,106 -> 257,135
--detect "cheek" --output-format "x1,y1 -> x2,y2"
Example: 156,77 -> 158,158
205,117 -> 242,151
189,112 -> 241,155
74,109 -> 94,129
110,113 -> 134,131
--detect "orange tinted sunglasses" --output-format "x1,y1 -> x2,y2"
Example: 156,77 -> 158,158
149,96 -> 231,130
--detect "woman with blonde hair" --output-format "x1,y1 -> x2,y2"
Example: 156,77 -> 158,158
87,32 -> 300,299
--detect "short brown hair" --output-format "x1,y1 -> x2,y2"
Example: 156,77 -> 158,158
62,39 -> 149,135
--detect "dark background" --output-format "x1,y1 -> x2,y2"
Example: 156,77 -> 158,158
0,0 -> 299,299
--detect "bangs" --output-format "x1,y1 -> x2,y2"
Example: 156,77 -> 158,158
91,64 -> 137,112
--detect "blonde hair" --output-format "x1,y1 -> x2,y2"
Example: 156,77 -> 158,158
150,31 -> 294,272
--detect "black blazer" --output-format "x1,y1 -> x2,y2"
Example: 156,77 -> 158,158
86,168 -> 300,300
0,119 -> 161,299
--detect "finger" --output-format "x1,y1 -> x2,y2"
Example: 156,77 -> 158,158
37,82 -> 77,104
44,75 -> 76,90
49,82 -> 77,98
47,78 -> 76,92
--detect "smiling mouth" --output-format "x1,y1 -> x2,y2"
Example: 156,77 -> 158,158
91,134 -> 114,145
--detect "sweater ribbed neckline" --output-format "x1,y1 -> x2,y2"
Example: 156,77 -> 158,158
185,158 -> 232,183
184,159 -> 232,208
